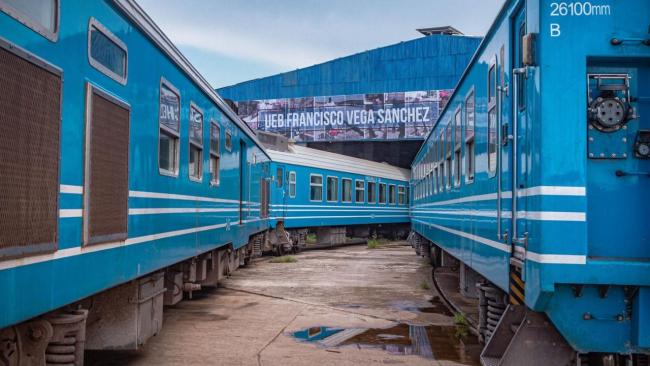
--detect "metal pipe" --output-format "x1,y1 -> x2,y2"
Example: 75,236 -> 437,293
511,67 -> 527,246
497,81 -> 502,240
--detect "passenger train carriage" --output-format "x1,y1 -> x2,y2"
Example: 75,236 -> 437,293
410,0 -> 649,364
0,0 -> 271,362
264,140 -> 410,252
0,2 -> 412,362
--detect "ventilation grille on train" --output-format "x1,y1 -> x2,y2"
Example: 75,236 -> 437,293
86,89 -> 130,245
0,46 -> 61,259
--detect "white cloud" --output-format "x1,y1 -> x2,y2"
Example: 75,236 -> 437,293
136,0 -> 504,71
160,22 -> 337,69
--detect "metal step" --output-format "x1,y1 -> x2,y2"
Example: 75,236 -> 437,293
480,305 -> 573,366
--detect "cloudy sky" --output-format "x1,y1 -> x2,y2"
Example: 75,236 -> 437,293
137,0 -> 505,88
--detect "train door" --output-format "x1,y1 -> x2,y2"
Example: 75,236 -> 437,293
275,165 -> 287,219
509,5 -> 529,305
239,140 -> 246,224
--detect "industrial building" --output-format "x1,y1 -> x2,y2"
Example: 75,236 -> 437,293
218,27 -> 481,168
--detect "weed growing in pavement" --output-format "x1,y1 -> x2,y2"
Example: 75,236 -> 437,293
306,233 -> 317,244
367,239 -> 380,249
453,313 -> 470,339
270,255 -> 297,263
419,282 -> 430,290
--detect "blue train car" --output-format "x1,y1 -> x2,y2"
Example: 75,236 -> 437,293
0,0 -> 271,360
409,0 -> 650,364
264,139 -> 410,252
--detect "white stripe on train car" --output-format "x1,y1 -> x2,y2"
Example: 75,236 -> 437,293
411,219 -> 586,265
128,208 -> 239,215
412,210 -> 505,218
59,209 -> 83,218
0,218 -> 267,271
525,252 -> 587,265
269,215 -> 407,220
517,186 -> 586,197
272,209 -> 408,213
412,210 -> 586,222
516,211 -> 586,222
270,203 -> 408,208
60,185 -> 83,194
128,190 -> 240,204
412,186 -> 586,209
60,185 -> 261,207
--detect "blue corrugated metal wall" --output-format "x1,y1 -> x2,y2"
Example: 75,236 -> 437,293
218,34 -> 482,100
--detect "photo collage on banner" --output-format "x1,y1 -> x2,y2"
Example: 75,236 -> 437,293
236,89 -> 453,142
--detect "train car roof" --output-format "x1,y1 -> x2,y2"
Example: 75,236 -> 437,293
268,145 -> 411,181
111,0 -> 270,159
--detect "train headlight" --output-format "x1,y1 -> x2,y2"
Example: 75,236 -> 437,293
589,97 -> 628,132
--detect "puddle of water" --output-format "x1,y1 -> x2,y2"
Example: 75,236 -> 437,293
390,296 -> 454,316
419,296 -> 454,316
290,323 -> 480,365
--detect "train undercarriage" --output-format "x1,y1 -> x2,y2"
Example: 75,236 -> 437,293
0,233 -> 266,366
0,223 -> 410,365
409,232 -> 650,366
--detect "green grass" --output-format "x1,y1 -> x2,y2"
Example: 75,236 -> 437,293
367,239 -> 380,249
306,233 -> 317,244
419,282 -> 430,290
453,313 -> 470,339
269,255 -> 297,263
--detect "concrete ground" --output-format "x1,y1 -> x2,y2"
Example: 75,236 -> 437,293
86,241 -> 480,366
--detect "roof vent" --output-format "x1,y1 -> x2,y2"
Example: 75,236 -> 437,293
417,26 -> 463,36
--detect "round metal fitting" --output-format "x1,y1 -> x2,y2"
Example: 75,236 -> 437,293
589,97 -> 628,132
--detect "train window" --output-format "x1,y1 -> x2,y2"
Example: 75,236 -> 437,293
355,180 -> 365,203
0,0 -> 59,41
518,23 -> 526,111
464,90 -> 475,184
379,183 -> 387,204
389,185 -> 396,204
326,176 -> 338,202
488,59 -> 498,177
288,171 -> 296,198
398,186 -> 406,205
488,63 -> 497,106
276,168 -> 283,188
189,103 -> 203,181
432,142 -> 437,195
445,124 -> 452,189
454,108 -> 462,188
210,121 -> 220,185
439,132 -> 445,192
88,18 -> 127,85
342,178 -> 352,203
367,182 -> 377,203
488,108 -> 497,175
310,174 -> 323,201
159,79 -> 180,176
225,130 -> 232,151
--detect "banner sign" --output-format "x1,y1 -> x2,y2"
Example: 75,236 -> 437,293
234,89 -> 452,142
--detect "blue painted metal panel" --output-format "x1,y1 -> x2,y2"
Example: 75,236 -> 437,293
410,0 -> 650,354
268,161 -> 409,229
218,35 -> 482,101
0,0 -> 269,329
